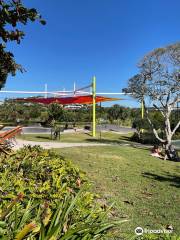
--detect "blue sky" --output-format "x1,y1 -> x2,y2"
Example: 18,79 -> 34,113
2,0 -> 180,106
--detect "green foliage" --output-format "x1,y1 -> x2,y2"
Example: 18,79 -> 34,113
0,101 -> 136,127
172,132 -> 180,140
106,104 -> 133,125
135,234 -> 180,240
0,100 -> 49,124
0,191 -> 124,239
131,110 -> 180,144
2,100 -> 178,134
0,146 -> 124,239
0,0 -> 45,89
0,145 -> 86,201
131,131 -> 160,145
48,103 -> 65,122
0,44 -> 22,88
123,43 -> 180,148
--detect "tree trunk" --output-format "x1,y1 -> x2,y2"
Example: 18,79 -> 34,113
143,100 -> 179,160
164,141 -> 171,160
163,110 -> 173,160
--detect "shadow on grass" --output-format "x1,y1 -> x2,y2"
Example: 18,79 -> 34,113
84,132 -> 92,137
85,137 -> 151,151
142,172 -> 180,188
85,133 -> 132,141
119,136 -> 132,141
36,136 -> 52,140
131,144 -> 152,151
85,138 -> 130,145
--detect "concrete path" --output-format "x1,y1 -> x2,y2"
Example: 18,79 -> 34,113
13,139 -> 108,150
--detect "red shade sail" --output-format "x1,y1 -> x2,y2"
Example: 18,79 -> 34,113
16,95 -> 122,105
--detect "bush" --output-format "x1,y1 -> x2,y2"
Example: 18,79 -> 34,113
173,132 -> 180,140
0,188 -> 124,239
0,145 -> 86,202
131,130 -> 180,145
131,132 -> 160,145
135,234 -> 180,240
0,146 -> 124,239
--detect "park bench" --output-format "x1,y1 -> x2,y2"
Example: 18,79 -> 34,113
0,126 -> 22,153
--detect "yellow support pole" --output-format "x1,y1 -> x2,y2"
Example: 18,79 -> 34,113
141,100 -> 144,119
141,100 -> 144,133
92,76 -> 96,137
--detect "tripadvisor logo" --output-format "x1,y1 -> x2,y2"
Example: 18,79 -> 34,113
135,227 -> 143,235
135,226 -> 173,235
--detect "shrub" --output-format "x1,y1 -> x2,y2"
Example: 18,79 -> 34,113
0,189 -> 125,239
131,131 -> 180,145
0,145 -> 86,202
0,146 -> 125,239
131,132 -> 161,145
172,132 -> 180,140
135,234 -> 180,240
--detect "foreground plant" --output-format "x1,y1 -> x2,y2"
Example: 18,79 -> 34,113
0,145 -> 86,201
0,146 -> 126,239
0,189 -> 126,239
134,234 -> 180,240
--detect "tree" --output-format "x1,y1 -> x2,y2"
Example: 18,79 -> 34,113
123,43 -> 180,158
48,103 -> 65,122
0,0 -> 45,89
107,104 -> 132,124
107,104 -> 121,122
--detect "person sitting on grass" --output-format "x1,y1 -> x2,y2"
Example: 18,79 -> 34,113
150,145 -> 164,159
165,145 -> 180,162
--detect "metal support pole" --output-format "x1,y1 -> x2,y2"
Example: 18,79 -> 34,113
73,82 -> 76,96
92,76 -> 96,137
141,100 -> 144,133
99,102 -> 102,139
45,84 -> 47,98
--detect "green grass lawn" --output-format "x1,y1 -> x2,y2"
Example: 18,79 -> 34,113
55,146 -> 180,239
18,131 -> 133,144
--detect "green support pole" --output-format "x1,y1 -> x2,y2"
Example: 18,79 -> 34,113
92,76 -> 96,137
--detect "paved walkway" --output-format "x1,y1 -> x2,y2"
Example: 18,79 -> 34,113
13,139 -> 108,150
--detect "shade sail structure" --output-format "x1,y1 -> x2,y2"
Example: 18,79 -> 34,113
16,95 -> 123,105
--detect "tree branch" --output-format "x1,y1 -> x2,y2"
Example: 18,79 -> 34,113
166,91 -> 171,106
143,100 -> 165,143
153,103 -> 165,117
169,95 -> 180,107
172,120 -> 180,137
